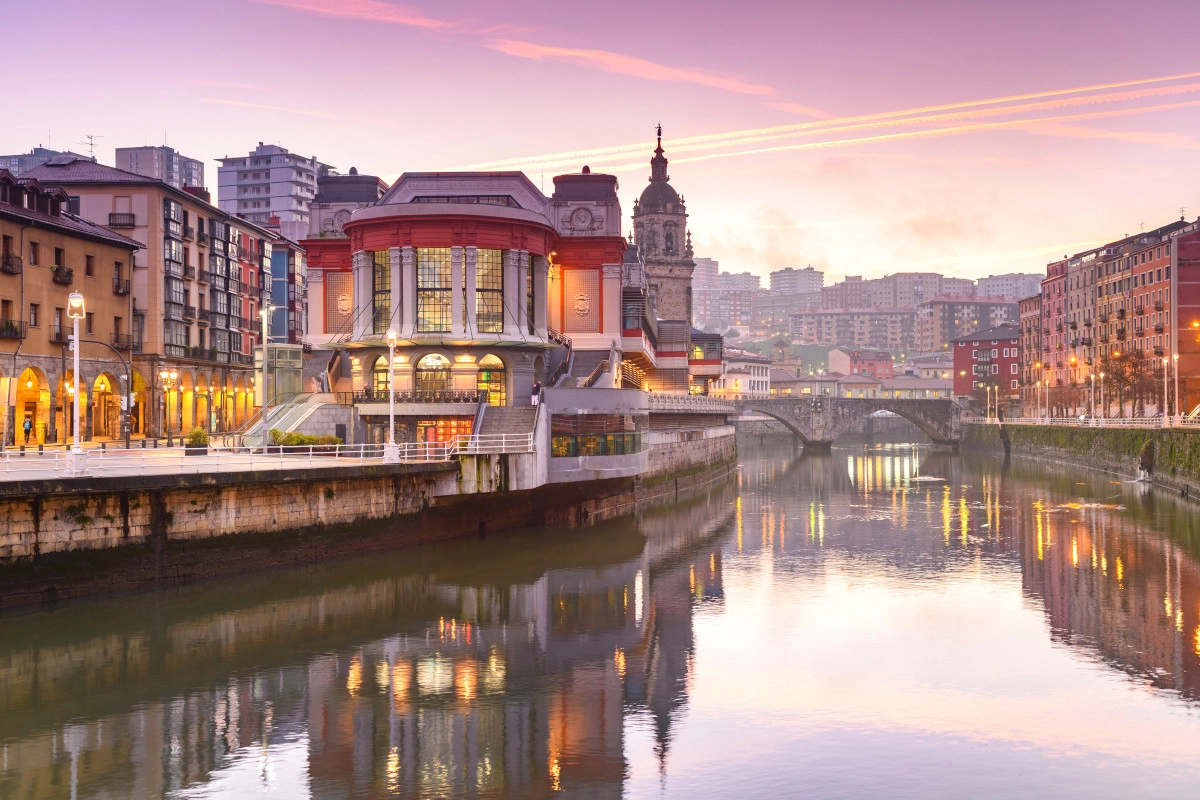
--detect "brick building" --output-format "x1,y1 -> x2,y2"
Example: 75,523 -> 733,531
952,323 -> 1020,399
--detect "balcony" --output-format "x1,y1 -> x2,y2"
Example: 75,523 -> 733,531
198,309 -> 211,326
1084,319 -> 1092,327
233,315 -> 248,329
1155,301 -> 1164,311
1115,328 -> 1126,340
164,302 -> 185,321
1155,323 -> 1165,333
1,253 -> 22,275
1154,346 -> 1165,356
228,277 -> 243,294
49,324 -> 69,344
0,320 -> 26,340
237,246 -> 249,260
1055,323 -> 1063,332
1099,313 -> 1108,323
198,269 -> 211,284
183,226 -> 195,241
183,305 -> 197,322
1117,308 -> 1126,319
108,213 -> 136,228
184,265 -> 196,280
52,266 -> 74,286
111,333 -> 135,350
351,388 -> 484,405
112,277 -> 130,295
197,231 -> 209,245
1069,321 -> 1077,330
1079,337 -> 1093,346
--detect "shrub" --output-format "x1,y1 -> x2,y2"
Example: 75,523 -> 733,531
269,430 -> 344,447
184,427 -> 210,446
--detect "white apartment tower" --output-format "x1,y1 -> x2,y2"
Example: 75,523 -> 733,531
771,266 -> 824,295
217,143 -> 332,225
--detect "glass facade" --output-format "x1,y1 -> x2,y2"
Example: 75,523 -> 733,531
372,250 -> 390,336
417,248 -> 452,332
415,353 -> 451,392
475,249 -> 503,333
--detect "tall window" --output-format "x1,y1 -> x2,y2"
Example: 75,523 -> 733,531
475,249 -> 503,333
415,353 -> 451,392
372,250 -> 391,335
417,248 -> 452,332
526,254 -> 536,334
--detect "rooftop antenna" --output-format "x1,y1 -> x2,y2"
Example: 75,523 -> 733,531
1182,206 -> 1187,221
79,134 -> 104,158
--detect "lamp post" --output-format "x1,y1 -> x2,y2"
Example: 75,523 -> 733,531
383,328 -> 400,464
1099,371 -> 1105,421
159,367 -> 178,446
1163,355 -> 1170,425
1089,373 -> 1095,419
260,305 -> 273,449
1034,361 -> 1042,419
1173,352 -> 1180,425
66,293 -> 86,472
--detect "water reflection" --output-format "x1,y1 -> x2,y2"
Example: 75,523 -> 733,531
2,440 -> 1200,798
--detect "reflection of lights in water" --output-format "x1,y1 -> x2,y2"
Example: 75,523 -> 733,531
417,656 -> 454,694
484,647 -> 506,692
1101,555 -> 1108,576
779,513 -> 785,549
387,746 -> 401,793
614,647 -> 626,678
1115,557 -> 1124,587
393,661 -> 412,705
736,496 -> 743,551
689,565 -> 695,594
809,502 -> 816,542
1195,625 -> 1200,657
1092,546 -> 1097,570
1177,610 -> 1184,632
375,661 -> 390,692
634,571 -> 643,624
818,502 -> 825,546
959,496 -> 969,546
1034,500 -> 1044,561
455,659 -> 478,702
1166,595 -> 1174,617
711,552 -> 717,573
1072,537 -> 1079,568
942,486 -> 952,546
346,655 -> 362,696
549,752 -> 562,792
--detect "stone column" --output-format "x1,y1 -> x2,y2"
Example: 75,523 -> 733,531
533,255 -> 550,336
351,250 -> 372,341
603,263 -> 622,339
450,246 -> 464,337
464,246 -> 477,335
515,251 -> 530,335
401,246 -> 416,336
389,247 -> 402,334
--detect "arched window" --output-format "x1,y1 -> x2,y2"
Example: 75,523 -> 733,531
415,353 -> 451,393
371,356 -> 391,394
477,354 -> 506,406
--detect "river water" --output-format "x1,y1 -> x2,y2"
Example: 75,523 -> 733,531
2,438 -> 1200,799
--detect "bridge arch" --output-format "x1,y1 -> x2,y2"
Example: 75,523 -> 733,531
736,397 -> 959,447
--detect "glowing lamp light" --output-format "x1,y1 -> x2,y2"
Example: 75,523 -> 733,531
66,292 -> 85,320
25,379 -> 32,389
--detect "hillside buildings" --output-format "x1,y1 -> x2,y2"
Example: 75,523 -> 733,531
0,147 -> 95,176
914,296 -> 1018,352
770,266 -> 823,295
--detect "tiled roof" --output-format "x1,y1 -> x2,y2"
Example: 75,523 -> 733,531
21,158 -> 165,185
0,199 -> 141,250
952,323 -> 1020,343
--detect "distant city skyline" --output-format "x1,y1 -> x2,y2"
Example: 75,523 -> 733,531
5,0 -> 1198,283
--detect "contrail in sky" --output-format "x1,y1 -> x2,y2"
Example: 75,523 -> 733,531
455,71 -> 1200,171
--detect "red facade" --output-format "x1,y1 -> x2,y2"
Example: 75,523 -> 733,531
953,325 -> 1021,397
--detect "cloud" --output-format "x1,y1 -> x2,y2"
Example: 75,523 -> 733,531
247,0 -> 444,28
457,70 -> 1200,172
769,102 -> 836,120
489,39 -> 776,97
199,98 -> 357,121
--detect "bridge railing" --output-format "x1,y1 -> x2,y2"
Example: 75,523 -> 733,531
649,393 -> 736,413
962,415 -> 1200,429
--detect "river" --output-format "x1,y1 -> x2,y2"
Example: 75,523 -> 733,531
2,438 -> 1199,799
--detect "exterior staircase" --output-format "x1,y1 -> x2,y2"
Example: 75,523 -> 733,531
479,406 -> 538,436
558,350 -> 610,387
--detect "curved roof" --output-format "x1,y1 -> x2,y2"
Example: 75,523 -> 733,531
638,179 -> 680,212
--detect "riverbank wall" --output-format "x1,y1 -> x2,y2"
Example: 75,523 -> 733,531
0,429 -> 737,611
962,423 -> 1200,496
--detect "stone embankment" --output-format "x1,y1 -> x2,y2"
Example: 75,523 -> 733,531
0,431 -> 736,610
963,423 -> 1200,497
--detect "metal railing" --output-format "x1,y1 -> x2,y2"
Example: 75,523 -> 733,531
0,432 -> 538,482
349,389 -> 485,405
962,415 -> 1200,429
108,213 -> 136,228
0,320 -> 26,340
112,277 -> 130,295
1,253 -> 22,274
648,393 -> 736,413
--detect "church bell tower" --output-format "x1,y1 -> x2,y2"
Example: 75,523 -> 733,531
632,127 -> 695,323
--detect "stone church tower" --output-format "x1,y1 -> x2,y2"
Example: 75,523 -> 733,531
632,128 -> 694,323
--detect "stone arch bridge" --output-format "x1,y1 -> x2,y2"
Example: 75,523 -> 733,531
735,397 -> 961,450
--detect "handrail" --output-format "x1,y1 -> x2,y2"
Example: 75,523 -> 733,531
582,359 -> 610,388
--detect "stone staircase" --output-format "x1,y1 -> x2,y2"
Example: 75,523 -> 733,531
558,350 -> 610,387
479,406 -> 538,436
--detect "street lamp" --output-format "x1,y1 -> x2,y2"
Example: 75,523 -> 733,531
383,328 -> 400,464
159,368 -> 179,445
1090,372 -> 1095,419
260,305 -> 273,449
66,292 -> 86,472
1099,371 -> 1105,420
1173,352 -> 1180,425
1163,355 -> 1169,425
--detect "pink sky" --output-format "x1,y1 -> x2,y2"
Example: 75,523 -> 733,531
7,0 -> 1200,283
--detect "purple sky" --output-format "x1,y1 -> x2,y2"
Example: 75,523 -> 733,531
8,0 -> 1200,282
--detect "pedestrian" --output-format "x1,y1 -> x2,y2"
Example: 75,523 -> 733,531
22,416 -> 31,444
531,382 -> 541,406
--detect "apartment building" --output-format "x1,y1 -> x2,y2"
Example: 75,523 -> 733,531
0,147 -> 94,176
0,170 -> 140,444
828,348 -> 894,378
115,146 -> 204,190
977,272 -> 1042,300
217,143 -> 332,225
25,158 -> 276,437
952,323 -> 1020,399
790,307 -> 915,351
1018,293 -> 1042,411
914,295 -> 1018,353
770,266 -> 823,295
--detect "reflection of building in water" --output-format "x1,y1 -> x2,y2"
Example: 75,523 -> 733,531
0,481 -> 736,800
1021,495 -> 1200,699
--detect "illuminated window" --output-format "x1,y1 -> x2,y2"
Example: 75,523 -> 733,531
475,249 -> 503,333
372,251 -> 391,335
417,248 -> 452,332
415,353 -> 451,392
371,355 -> 391,393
